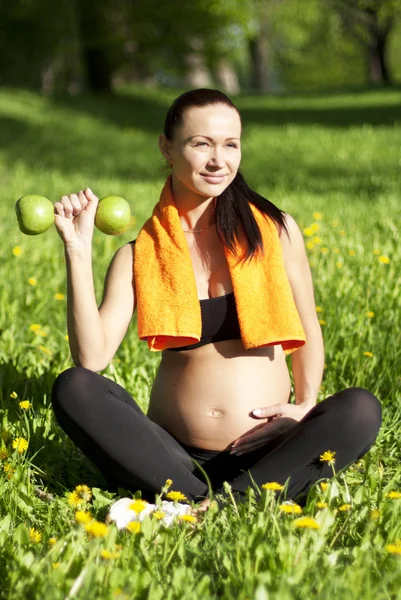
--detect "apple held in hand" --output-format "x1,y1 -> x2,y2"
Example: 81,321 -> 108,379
16,193 -> 132,236
95,196 -> 131,235
15,195 -> 54,235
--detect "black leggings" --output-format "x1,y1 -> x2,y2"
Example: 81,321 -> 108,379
51,367 -> 382,506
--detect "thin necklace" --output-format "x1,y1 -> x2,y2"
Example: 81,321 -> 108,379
181,200 -> 217,233
182,223 -> 216,233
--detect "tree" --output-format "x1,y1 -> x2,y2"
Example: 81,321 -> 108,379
328,0 -> 401,84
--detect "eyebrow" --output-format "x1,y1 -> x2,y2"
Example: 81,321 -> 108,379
186,135 -> 240,142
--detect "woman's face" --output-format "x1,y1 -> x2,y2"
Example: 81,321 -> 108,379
159,103 -> 242,198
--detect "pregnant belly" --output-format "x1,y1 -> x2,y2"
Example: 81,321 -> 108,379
146,340 -> 292,451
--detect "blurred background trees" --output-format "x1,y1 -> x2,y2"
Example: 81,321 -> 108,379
0,0 -> 400,95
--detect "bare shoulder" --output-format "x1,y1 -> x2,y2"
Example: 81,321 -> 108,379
278,213 -> 306,258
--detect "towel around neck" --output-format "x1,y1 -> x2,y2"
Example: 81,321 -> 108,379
133,175 -> 306,354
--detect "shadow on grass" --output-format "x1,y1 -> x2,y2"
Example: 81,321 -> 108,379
0,360 -> 109,495
0,85 -> 400,197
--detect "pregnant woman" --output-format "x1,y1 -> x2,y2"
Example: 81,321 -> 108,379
51,88 -> 382,524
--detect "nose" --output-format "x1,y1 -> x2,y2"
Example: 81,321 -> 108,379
208,146 -> 225,168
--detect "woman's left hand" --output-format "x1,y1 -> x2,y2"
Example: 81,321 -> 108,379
230,402 -> 314,455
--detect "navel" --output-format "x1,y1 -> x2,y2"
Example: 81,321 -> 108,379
208,406 -> 224,418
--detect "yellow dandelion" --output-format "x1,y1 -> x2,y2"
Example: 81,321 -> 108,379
19,400 -> 32,410
29,527 -> 42,543
100,549 -> 121,560
178,514 -> 198,524
166,491 -> 188,502
386,491 -> 401,500
279,503 -> 303,514
262,482 -> 284,491
332,247 -> 340,254
12,246 -> 22,257
38,345 -> 52,355
126,521 -> 141,533
303,227 -> 314,237
321,247 -> 329,254
10,391 -> 18,399
48,537 -> 57,545
37,330 -> 48,338
12,437 -> 29,454
129,499 -> 148,513
292,516 -> 320,529
315,306 -> 323,312
52,562 -> 61,569
378,256 -> 390,264
386,539 -> 401,554
348,250 -> 355,256
310,223 -> 320,232
54,293 -> 65,300
320,450 -> 336,465
339,230 -> 346,237
319,319 -> 326,325
3,463 -> 15,479
311,236 -> 321,245
306,241 -> 315,250
165,478 -> 173,488
386,543 -> 401,554
313,212 -> 323,221
364,351 -> 373,358
0,448 -> 8,460
67,484 -> 92,506
29,324 -> 41,332
75,510 -> 93,524
28,277 -> 37,286
370,509 -> 380,520
85,521 -> 108,537
338,504 -> 352,511
366,311 -> 374,318
320,482 -> 329,492
336,261 -> 343,269
152,510 -> 166,520
316,501 -> 328,509
65,335 -> 69,341
373,249 -> 380,255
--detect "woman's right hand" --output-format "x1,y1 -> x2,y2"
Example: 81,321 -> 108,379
54,188 -> 99,248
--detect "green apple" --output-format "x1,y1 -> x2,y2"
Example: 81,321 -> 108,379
15,195 -> 54,235
95,196 -> 131,236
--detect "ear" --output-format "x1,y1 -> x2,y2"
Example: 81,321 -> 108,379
159,134 -> 172,165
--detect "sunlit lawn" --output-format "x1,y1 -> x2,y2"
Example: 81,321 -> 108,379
0,84 -> 400,599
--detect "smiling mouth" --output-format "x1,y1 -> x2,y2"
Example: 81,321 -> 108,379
201,174 -> 227,181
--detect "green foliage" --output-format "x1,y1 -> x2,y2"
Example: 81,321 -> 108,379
0,85 -> 401,598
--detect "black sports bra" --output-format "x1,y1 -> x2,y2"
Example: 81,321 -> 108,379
168,291 -> 241,352
130,239 -> 242,352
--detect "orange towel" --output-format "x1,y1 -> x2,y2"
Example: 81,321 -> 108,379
134,175 -> 306,354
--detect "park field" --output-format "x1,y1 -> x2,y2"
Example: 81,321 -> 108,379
0,85 -> 401,599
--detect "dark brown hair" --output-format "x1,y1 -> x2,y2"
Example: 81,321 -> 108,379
164,88 -> 289,264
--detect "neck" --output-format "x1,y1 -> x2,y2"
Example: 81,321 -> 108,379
171,173 -> 216,231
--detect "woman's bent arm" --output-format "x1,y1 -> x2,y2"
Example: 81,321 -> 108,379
65,243 -> 107,371
65,242 -> 135,372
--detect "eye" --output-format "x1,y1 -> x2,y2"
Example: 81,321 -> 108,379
227,143 -> 238,148
194,142 -> 209,147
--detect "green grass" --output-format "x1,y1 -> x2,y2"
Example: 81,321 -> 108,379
0,84 -> 401,599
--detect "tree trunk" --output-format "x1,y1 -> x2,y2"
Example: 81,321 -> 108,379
248,7 -> 270,92
75,0 -> 113,93
367,33 -> 391,85
215,58 -> 240,95
185,38 -> 212,88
